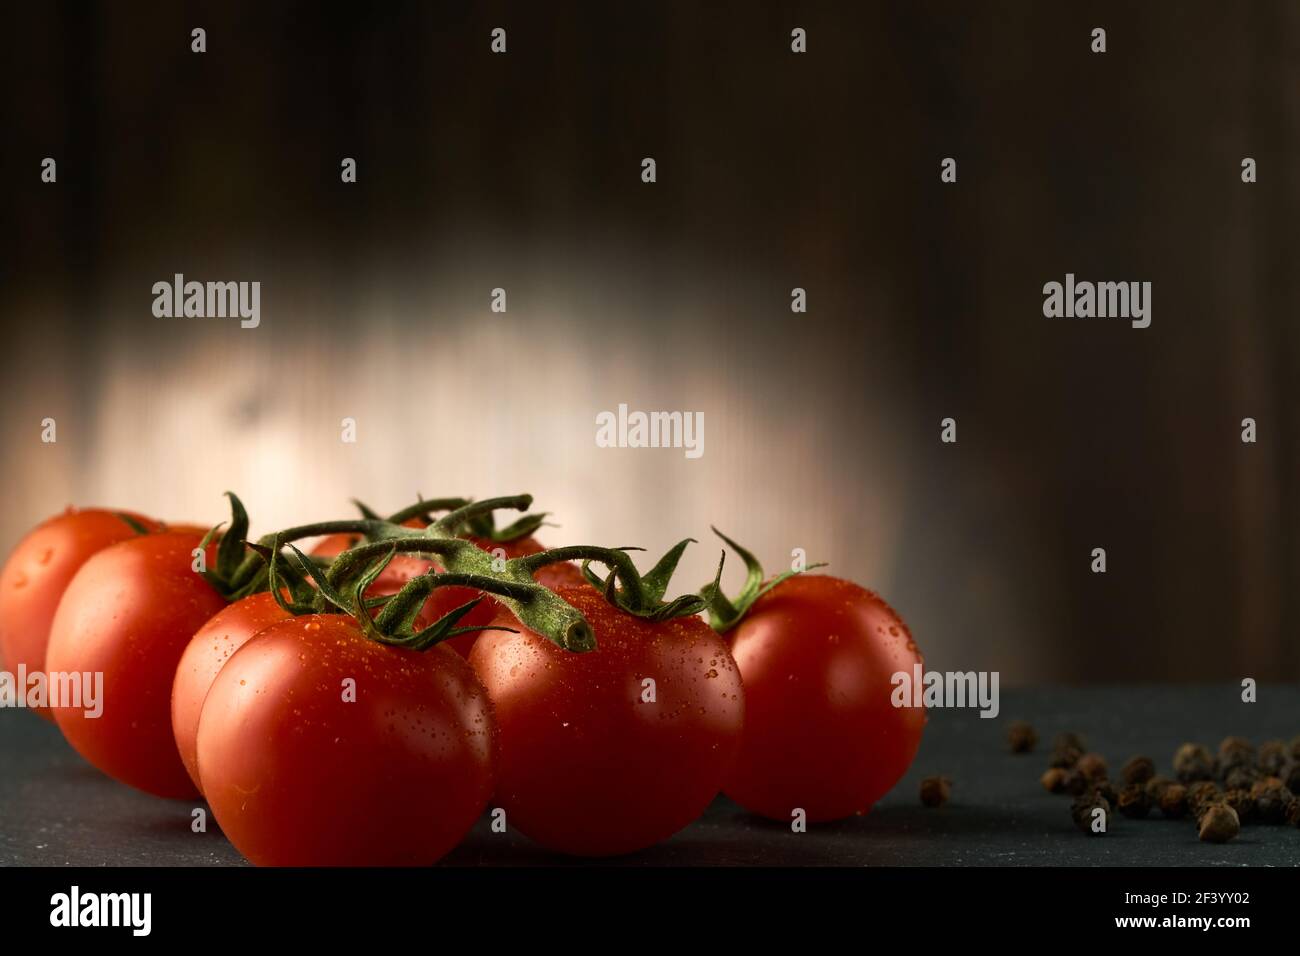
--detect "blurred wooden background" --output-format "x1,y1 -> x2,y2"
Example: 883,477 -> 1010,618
2,1 -> 1297,683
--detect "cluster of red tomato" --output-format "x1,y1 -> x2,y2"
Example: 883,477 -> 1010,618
0,499 -> 926,865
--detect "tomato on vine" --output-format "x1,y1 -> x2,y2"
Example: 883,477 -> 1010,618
469,542 -> 744,856
704,530 -> 925,823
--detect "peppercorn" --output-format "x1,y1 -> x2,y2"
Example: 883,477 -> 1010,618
1258,740 -> 1288,776
1007,720 -> 1038,754
1144,775 -> 1174,801
1186,781 -> 1221,818
1120,755 -> 1155,786
1116,783 -> 1150,819
1076,752 -> 1108,782
1093,778 -> 1118,804
1054,732 -> 1087,752
1224,764 -> 1260,791
1049,745 -> 1082,769
1249,777 -> 1292,824
1286,798 -> 1300,828
919,776 -> 951,808
1040,767 -> 1069,794
1217,735 -> 1254,772
1159,783 -> 1189,819
1284,763 -> 1300,794
1222,788 -> 1255,824
1071,790 -> 1109,835
1062,769 -> 1089,795
1198,804 -> 1240,843
1173,743 -> 1215,783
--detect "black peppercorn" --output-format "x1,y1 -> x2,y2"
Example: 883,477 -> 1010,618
1054,732 -> 1087,752
1062,769 -> 1089,795
1007,720 -> 1038,754
1040,767 -> 1068,793
1258,740 -> 1288,776
1159,783 -> 1189,819
919,776 -> 951,808
1222,788 -> 1255,824
1286,798 -> 1300,828
1217,736 -> 1255,773
1071,790 -> 1109,835
1284,763 -> 1300,794
1116,783 -> 1150,819
1076,752 -> 1108,782
1249,777 -> 1293,824
1224,764 -> 1260,791
1144,775 -> 1174,801
1120,755 -> 1155,786
1173,743 -> 1215,783
1198,804 -> 1240,843
1049,745 -> 1082,769
1186,781 -> 1221,818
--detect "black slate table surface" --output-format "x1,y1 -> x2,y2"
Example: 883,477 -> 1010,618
3,686 -> 1298,867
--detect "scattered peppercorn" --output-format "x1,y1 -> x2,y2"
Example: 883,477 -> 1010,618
1284,763 -> 1300,794
1071,790 -> 1109,835
1286,798 -> 1300,828
1198,804 -> 1240,843
1224,764 -> 1260,791
1222,788 -> 1255,824
1062,769 -> 1089,796
1159,783 -> 1189,819
1120,755 -> 1155,786
1054,732 -> 1086,752
1007,720 -> 1038,754
1116,783 -> 1150,819
1144,775 -> 1174,802
1040,767 -> 1069,794
1258,740 -> 1288,776
1049,745 -> 1082,769
1217,736 -> 1254,772
1249,777 -> 1292,824
1076,752 -> 1108,782
919,776 -> 952,808
1186,781 -> 1221,818
1173,743 -> 1215,783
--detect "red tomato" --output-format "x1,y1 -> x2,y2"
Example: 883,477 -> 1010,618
0,507 -> 159,718
170,591 -> 293,792
197,614 -> 494,866
469,585 -> 744,856
45,531 -> 227,798
723,574 -> 925,822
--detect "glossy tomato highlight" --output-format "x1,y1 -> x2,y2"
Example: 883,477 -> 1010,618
197,614 -> 495,866
722,574 -> 925,822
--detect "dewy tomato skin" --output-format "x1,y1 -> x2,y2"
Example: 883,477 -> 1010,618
0,507 -> 158,719
197,615 -> 495,867
722,574 -> 925,823
45,532 -> 227,798
470,585 -> 744,857
170,591 -> 292,792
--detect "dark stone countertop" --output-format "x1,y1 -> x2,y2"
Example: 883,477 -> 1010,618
3,686 -> 1298,866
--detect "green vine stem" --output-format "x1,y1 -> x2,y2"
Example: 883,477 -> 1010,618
701,527 -> 827,633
